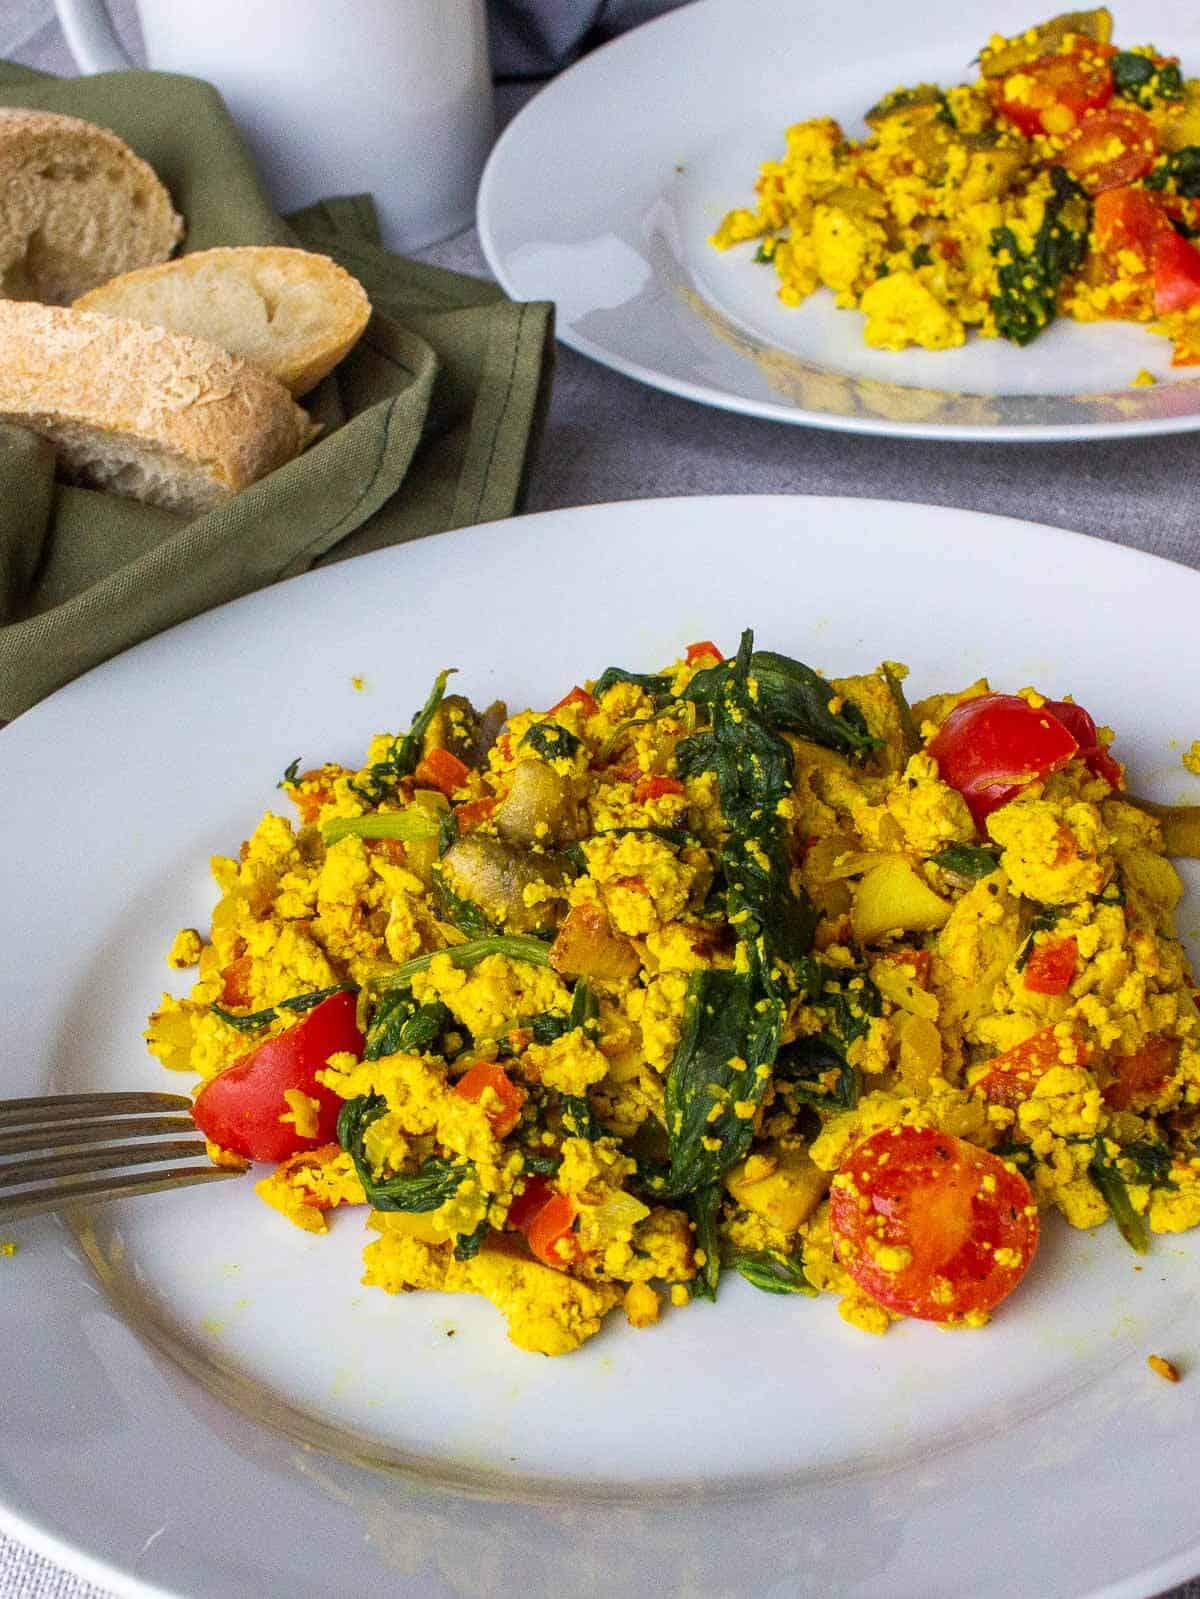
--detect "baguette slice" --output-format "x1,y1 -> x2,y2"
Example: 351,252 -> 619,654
0,302 -> 312,516
76,246 -> 372,396
0,108 -> 183,305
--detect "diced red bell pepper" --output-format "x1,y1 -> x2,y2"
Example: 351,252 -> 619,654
453,1062 -> 527,1138
1023,936 -> 1079,995
413,747 -> 470,799
684,640 -> 723,665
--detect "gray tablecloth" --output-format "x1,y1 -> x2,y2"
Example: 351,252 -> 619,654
3,6 -> 1199,1599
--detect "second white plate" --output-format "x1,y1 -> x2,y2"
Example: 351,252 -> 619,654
479,0 -> 1200,440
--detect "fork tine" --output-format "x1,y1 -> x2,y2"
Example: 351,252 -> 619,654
0,1114 -> 197,1158
0,1164 -> 240,1222
0,1136 -> 214,1191
0,1092 -> 192,1127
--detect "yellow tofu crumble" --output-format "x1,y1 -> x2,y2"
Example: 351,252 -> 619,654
147,630 -> 1200,1355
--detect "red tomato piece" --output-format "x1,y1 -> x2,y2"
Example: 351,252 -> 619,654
1103,1035 -> 1179,1110
972,1024 -> 1089,1108
1023,936 -> 1079,995
926,694 -> 1079,829
1040,698 -> 1123,789
191,991 -> 363,1163
1092,186 -> 1167,273
453,1062 -> 527,1138
633,773 -> 685,804
992,47 -> 1113,137
1154,228 -> 1200,314
412,747 -> 470,798
685,640 -> 723,665
525,1191 -> 581,1269
1060,107 -> 1158,193
829,1125 -> 1039,1323
506,1173 -> 554,1233
548,685 -> 599,719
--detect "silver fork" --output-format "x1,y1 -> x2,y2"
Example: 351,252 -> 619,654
0,1092 -> 242,1222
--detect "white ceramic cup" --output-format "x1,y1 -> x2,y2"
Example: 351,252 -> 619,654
52,0 -> 495,251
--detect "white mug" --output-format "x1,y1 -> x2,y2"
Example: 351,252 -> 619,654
53,0 -> 495,252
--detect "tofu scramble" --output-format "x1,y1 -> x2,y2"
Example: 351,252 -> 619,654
710,9 -> 1200,361
146,634 -> 1200,1355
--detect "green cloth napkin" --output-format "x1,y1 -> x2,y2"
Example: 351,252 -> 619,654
0,63 -> 555,720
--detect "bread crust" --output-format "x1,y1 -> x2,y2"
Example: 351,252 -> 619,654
75,246 -> 372,395
0,302 -> 311,514
0,107 -> 183,304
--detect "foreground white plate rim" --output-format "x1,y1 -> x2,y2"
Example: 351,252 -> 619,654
478,0 -> 1200,441
2,496 -> 1199,1599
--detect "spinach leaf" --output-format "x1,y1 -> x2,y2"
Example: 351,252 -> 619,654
730,1249 -> 817,1297
1088,1139 -> 1149,1254
662,969 -> 781,1196
431,865 -> 495,939
990,167 -> 1090,345
337,1094 -> 472,1212
364,991 -> 451,1061
453,1217 -> 490,1261
1147,145 -> 1200,199
775,1033 -> 862,1110
527,1010 -> 571,1045
685,1182 -> 723,1301
930,842 -> 1001,879
1112,50 -> 1183,107
279,756 -> 303,788
521,722 -> 581,761
349,668 -> 454,804
591,666 -> 673,702
725,647 -> 878,762
210,982 -> 357,1035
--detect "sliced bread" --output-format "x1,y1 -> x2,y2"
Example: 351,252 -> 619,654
75,246 -> 372,396
0,108 -> 183,305
0,302 -> 312,516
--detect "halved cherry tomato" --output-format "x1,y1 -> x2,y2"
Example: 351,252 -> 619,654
412,747 -> 470,798
453,1061 -> 527,1137
191,990 -> 363,1163
829,1125 -> 1039,1323
926,694 -> 1079,829
1023,936 -> 1079,995
1060,106 -> 1158,193
991,47 -> 1113,137
685,640 -> 723,665
525,1191 -> 581,1269
548,686 -> 599,719
972,1023 -> 1089,1107
633,773 -> 685,804
1103,1035 -> 1179,1110
1154,228 -> 1200,314
1041,699 -> 1123,789
1093,185 -> 1166,274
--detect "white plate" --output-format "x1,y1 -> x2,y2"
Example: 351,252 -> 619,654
3,496 -> 1200,1599
478,0 -> 1200,441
